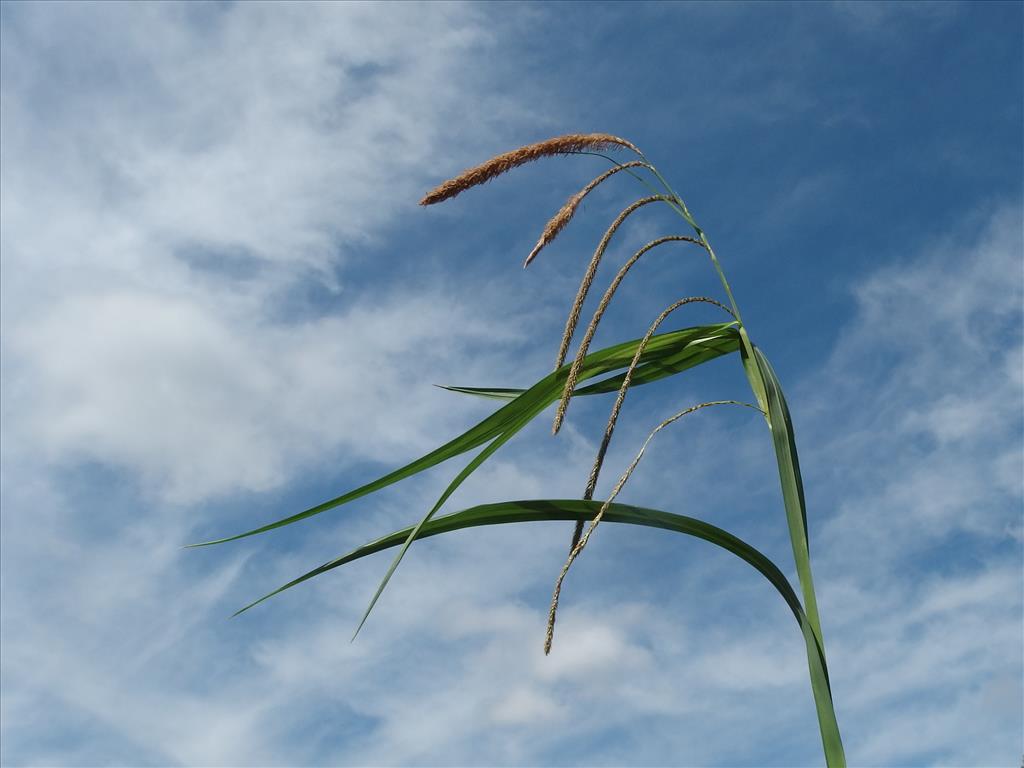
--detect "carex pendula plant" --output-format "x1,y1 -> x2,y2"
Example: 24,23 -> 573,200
191,133 -> 846,766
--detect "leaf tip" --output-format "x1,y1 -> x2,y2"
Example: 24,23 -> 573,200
350,620 -> 367,643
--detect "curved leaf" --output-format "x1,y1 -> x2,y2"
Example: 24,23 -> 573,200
189,323 -> 740,547
235,499 -> 797,617
353,331 -> 739,637
233,498 -> 843,765
750,346 -> 845,766
351,411 -> 532,639
438,333 -> 738,401
434,385 -> 524,401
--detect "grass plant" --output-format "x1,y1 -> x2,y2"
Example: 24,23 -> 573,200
192,133 -> 846,766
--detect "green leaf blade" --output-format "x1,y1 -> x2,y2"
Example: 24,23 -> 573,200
750,345 -> 845,766
440,333 -> 741,402
232,497 -> 842,766
189,323 -> 740,547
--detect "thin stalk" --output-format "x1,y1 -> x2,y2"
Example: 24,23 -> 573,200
575,151 -> 667,197
554,236 -> 707,433
697,234 -> 743,326
575,154 -> 736,320
566,295 -> 736,550
649,167 -> 840,763
577,156 -> 841,763
547,399 -> 761,654
552,195 -> 675,378
584,152 -> 708,253
641,163 -> 743,324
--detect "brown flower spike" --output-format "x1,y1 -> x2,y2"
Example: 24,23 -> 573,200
419,133 -> 641,206
523,160 -> 651,267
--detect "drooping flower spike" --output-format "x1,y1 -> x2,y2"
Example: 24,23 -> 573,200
419,133 -> 641,206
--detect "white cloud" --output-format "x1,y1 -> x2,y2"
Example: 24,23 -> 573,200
1,3 -> 1020,767
811,205 -> 1023,563
1,2 -> 497,273
795,204 -> 1023,766
0,2 -> 529,504
5,196 -> 1019,763
5,286 -> 515,503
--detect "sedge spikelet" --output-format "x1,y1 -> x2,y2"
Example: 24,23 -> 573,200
419,133 -> 641,206
524,161 -> 651,267
551,195 -> 673,435
567,295 -> 736,551
547,398 -> 757,654
553,235 -> 703,433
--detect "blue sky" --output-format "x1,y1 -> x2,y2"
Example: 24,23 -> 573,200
1,2 -> 1021,766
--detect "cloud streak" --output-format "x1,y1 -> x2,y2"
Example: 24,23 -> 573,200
1,2 -> 529,503
1,3 -> 1020,767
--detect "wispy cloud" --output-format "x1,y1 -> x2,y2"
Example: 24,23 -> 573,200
1,3 -> 1020,767
811,205 -> 1022,562
0,2 -> 530,503
5,199 -> 1018,765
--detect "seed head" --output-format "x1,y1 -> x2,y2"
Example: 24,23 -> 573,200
524,161 -> 650,268
419,133 -> 641,206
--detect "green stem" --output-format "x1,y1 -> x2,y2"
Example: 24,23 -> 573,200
644,163 -> 843,765
638,162 -> 743,324
698,234 -> 743,325
567,153 -> 839,761
576,151 -> 669,199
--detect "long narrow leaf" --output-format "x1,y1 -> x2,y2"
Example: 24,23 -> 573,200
351,411 -> 532,639
750,346 -> 845,766
234,500 -> 797,616
750,347 -> 818,636
438,334 -> 739,401
738,326 -> 770,425
189,323 -> 740,547
434,385 -> 524,401
355,332 -> 741,635
232,498 -> 843,764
